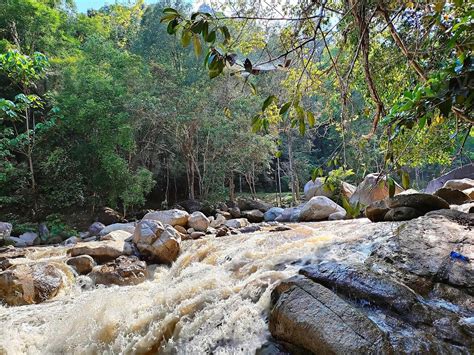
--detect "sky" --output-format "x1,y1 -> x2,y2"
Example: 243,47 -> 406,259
75,0 -> 198,12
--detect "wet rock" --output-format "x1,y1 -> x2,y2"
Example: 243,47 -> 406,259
224,218 -> 249,229
0,262 -> 72,306
239,225 -> 261,233
349,173 -> 403,206
70,240 -> 132,263
450,202 -> 474,214
365,200 -> 390,222
0,247 -> 28,271
99,222 -> 135,236
299,196 -> 346,221
88,222 -> 106,236
384,206 -> 423,221
216,227 -> 228,237
236,197 -> 272,212
5,237 -> 27,247
190,231 -> 205,239
434,187 -> 470,205
264,207 -> 284,222
387,193 -> 450,214
270,275 -> 390,354
241,209 -> 264,223
443,178 -> 474,191
229,207 -> 241,218
275,207 -> 302,222
67,255 -> 96,275
187,211 -> 210,232
143,209 -> 189,227
133,220 -> 181,264
89,255 -> 147,286
269,225 -> 292,232
0,222 -> 13,239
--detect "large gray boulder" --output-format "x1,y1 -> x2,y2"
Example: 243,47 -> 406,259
133,220 -> 181,264
303,178 -> 332,199
0,222 -> 12,239
143,209 -> 189,227
275,206 -> 302,222
18,232 -> 40,246
224,218 -> 249,229
264,207 -> 284,222
88,222 -> 106,236
187,211 -> 209,232
99,222 -> 135,236
299,196 -> 346,221
425,164 -> 474,193
349,173 -> 403,206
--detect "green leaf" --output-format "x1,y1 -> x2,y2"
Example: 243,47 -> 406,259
387,175 -> 396,198
275,151 -> 282,158
418,115 -> 427,129
167,19 -> 179,34
163,7 -> 179,14
307,111 -> 315,127
248,82 -> 257,95
181,30 -> 192,47
279,102 -> 291,116
206,30 -> 216,43
191,20 -> 204,34
262,95 -> 277,111
220,26 -> 231,45
193,35 -> 202,57
401,170 -> 410,190
299,119 -> 305,135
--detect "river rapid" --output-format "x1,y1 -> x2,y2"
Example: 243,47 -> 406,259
1,221 -> 377,354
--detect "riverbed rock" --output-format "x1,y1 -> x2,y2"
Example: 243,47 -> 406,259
241,209 -> 264,223
236,197 -> 272,212
210,214 -> 226,228
443,178 -> 474,191
275,207 -> 302,222
15,232 -> 38,245
187,211 -> 210,232
303,178 -> 332,199
88,255 -> 147,286
264,207 -> 284,222
349,173 -> 403,206
341,181 -> 356,198
143,209 -> 189,227
387,193 -> 450,213
5,237 -> 27,247
67,255 -> 96,275
434,187 -> 471,205
88,222 -> 106,236
70,240 -> 132,262
0,262 -> 72,306
270,275 -> 390,354
229,207 -> 241,218
0,222 -> 13,239
224,218 -> 249,229
384,206 -> 424,221
100,230 -> 132,242
364,199 -> 390,222
99,222 -> 135,236
190,231 -> 206,239
328,211 -> 346,220
463,187 -> 474,200
299,196 -> 346,221
97,207 -> 123,225
133,220 -> 181,264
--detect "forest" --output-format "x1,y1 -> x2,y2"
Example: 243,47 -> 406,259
0,0 -> 472,227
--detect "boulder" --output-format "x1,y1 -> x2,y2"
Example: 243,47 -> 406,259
0,222 -> 13,239
174,225 -> 187,234
349,173 -> 403,206
178,199 -> 203,214
425,164 -> 474,193
0,262 -> 73,306
99,230 -> 132,242
450,202 -> 474,214
133,220 -> 181,264
443,178 -> 474,191
67,255 -> 96,274
270,275 -> 390,354
264,207 -> 284,222
365,200 -> 390,222
18,232 -> 39,246
143,209 -> 189,227
5,237 -> 27,247
341,181 -> 356,198
241,209 -> 264,223
210,214 -> 227,228
303,178 -> 332,199
328,211 -> 346,220
434,187 -> 470,205
236,197 -> 272,212
224,218 -> 249,229
190,231 -> 206,239
63,236 -> 80,246
88,222 -> 106,236
88,255 -> 147,286
97,207 -> 123,225
384,207 -> 423,221
229,207 -> 241,218
275,206 -> 303,222
69,240 -> 132,263
299,196 -> 346,221
99,222 -> 135,236
0,247 -> 28,271
387,193 -> 450,213
463,187 -> 474,200
187,211 -> 210,232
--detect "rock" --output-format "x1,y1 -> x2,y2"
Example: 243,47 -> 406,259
210,214 -> 227,228
190,231 -> 205,239
216,227 -> 228,237
241,209 -> 264,223
303,178 -> 332,199
443,178 -> 474,192
63,236 -> 80,246
0,222 -> 13,239
88,222 -> 106,236
143,209 -> 189,227
328,211 -> 346,220
299,196 -> 346,221
236,197 -> 272,212
463,187 -> 474,200
425,209 -> 474,225
174,225 -> 187,234
216,210 -> 232,219
67,255 -> 96,274
264,207 -> 284,222
70,240 -> 132,263
275,207 -> 302,222
97,207 -> 123,225
0,247 -> 28,271
388,193 -> 450,213
5,237 -> 27,247
434,187 -> 470,205
187,211 -> 210,232
269,225 -> 292,232
187,228 -> 194,234
229,207 -> 241,218
88,255 -> 147,286
341,181 -> 356,198
0,262 -> 72,306
384,207 -> 424,221
224,218 -> 249,229
398,188 -> 420,195
38,223 -> 49,241
133,220 -> 181,264
425,164 -> 474,193
99,222 -> 136,236
100,230 -> 132,242
349,173 -> 403,206
365,200 -> 390,222
178,199 -> 203,214
270,275 -> 390,354
239,225 -> 261,233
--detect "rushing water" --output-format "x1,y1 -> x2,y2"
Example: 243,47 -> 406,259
0,221 -> 381,354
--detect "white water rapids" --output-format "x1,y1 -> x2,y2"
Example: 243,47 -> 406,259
0,220 -> 386,354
